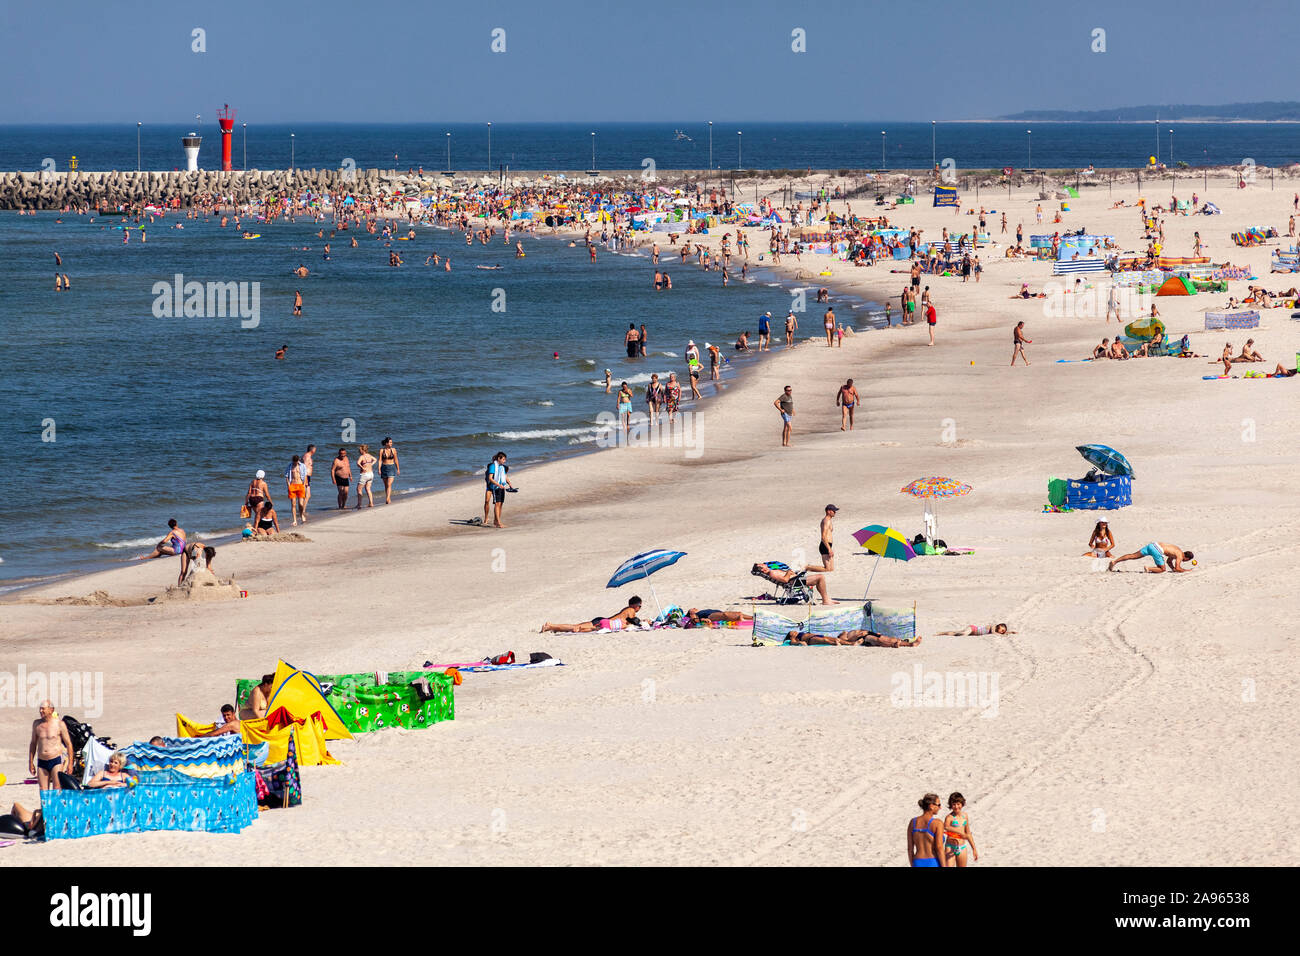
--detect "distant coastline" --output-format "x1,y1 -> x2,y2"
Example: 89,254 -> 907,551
998,102 -> 1300,123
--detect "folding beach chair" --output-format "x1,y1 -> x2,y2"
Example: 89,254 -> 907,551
751,560 -> 814,605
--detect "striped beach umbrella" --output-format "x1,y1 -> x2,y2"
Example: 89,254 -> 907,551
607,549 -> 687,615
852,525 -> 917,597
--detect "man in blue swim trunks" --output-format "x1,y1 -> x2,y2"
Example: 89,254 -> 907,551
757,311 -> 772,351
1108,541 -> 1194,573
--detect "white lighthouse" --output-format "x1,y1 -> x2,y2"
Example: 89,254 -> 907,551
182,133 -> 202,171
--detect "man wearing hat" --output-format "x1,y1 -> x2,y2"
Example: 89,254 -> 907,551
807,504 -> 839,572
758,311 -> 772,351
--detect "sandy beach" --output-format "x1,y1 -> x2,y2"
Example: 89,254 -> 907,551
3,175 -> 1298,866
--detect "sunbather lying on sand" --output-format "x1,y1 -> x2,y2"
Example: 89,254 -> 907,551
542,597 -> 643,632
1270,363 -> 1298,378
785,629 -> 918,647
935,623 -> 1015,635
751,563 -> 837,605
685,608 -> 753,625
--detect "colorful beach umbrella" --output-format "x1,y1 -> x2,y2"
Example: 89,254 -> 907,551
1124,317 -> 1165,340
900,476 -> 972,542
852,525 -> 917,597
607,549 -> 687,614
1076,444 -> 1134,478
900,476 -> 972,499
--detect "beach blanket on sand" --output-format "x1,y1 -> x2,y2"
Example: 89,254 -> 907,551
424,658 -> 565,673
753,602 -> 916,643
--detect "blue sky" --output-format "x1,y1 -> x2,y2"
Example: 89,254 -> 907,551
2,0 -> 1294,123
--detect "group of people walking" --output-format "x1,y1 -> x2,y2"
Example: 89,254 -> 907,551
243,439 -> 402,536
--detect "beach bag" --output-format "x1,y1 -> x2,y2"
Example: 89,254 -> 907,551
240,504 -> 252,519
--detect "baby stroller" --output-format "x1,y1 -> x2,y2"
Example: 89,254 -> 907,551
751,560 -> 813,605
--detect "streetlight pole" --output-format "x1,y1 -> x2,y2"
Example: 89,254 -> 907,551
1169,128 -> 1174,167
931,120 -> 936,170
1026,129 -> 1031,171
880,131 -> 885,170
446,132 -> 452,173
242,123 -> 246,170
708,120 -> 713,171
487,122 -> 492,171
591,131 -> 596,171
136,122 -> 141,171
290,132 -> 295,170
737,131 -> 742,170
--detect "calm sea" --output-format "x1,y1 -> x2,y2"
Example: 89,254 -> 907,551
2,122 -> 1296,174
0,208 -> 883,584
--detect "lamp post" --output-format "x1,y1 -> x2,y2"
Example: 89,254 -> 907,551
1169,128 -> 1174,167
880,131 -> 885,171
242,123 -> 246,170
708,120 -> 713,171
290,132 -> 295,170
487,122 -> 492,171
136,122 -> 141,171
1026,129 -> 1032,171
591,131 -> 596,171
446,131 -> 452,173
737,131 -> 742,170
931,120 -> 936,170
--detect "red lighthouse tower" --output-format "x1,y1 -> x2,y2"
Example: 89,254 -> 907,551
218,104 -> 236,171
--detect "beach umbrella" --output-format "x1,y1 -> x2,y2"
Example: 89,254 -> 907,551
607,549 -> 687,615
900,476 -> 972,542
1124,317 -> 1165,340
851,525 -> 917,597
1076,444 -> 1133,478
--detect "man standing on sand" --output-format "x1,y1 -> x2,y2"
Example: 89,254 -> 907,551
331,448 -> 352,510
785,310 -> 799,345
774,385 -> 794,446
837,379 -> 860,430
758,311 -> 772,351
1109,542 -> 1195,573
29,700 -> 74,790
1012,321 -> 1031,366
807,504 -> 838,571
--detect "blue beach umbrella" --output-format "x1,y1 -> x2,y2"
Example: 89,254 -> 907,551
1076,444 -> 1134,478
607,549 -> 687,615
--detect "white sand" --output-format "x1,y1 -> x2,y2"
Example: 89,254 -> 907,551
3,175 -> 1298,866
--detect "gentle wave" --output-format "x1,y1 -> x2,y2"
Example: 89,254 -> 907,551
490,427 -> 598,440
589,371 -> 671,386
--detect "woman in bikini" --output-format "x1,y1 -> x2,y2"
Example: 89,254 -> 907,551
1083,520 -> 1115,558
354,444 -> 377,509
245,470 -> 270,518
942,792 -> 979,867
907,793 -> 944,867
378,437 -> 400,504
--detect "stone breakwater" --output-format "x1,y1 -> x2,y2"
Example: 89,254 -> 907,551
0,168 -> 429,209
3,165 -> 1288,210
